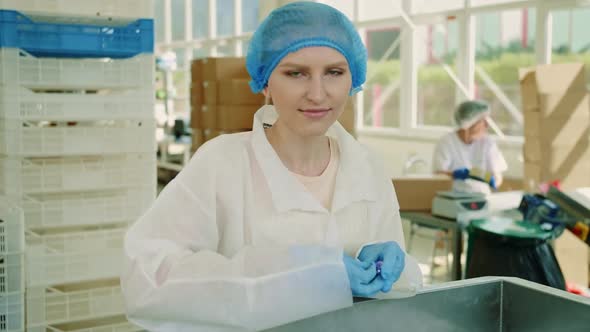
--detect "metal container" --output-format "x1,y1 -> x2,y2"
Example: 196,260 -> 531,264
265,277 -> 590,332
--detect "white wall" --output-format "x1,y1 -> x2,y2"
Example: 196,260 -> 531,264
358,131 -> 525,179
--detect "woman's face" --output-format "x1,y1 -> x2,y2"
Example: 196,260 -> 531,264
264,46 -> 352,137
467,118 -> 488,141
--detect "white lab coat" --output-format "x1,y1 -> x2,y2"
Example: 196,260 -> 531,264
122,105 -> 423,332
432,132 -> 508,194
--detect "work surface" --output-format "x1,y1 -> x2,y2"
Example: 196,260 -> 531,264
265,277 -> 590,332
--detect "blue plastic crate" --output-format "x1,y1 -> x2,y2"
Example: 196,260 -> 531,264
0,10 -> 153,58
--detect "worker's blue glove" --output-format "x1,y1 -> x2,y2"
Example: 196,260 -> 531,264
343,254 -> 385,298
452,168 -> 470,180
357,242 -> 405,293
489,175 -> 497,190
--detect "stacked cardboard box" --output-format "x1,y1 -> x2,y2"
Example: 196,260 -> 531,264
190,57 -> 264,153
189,57 -> 358,154
520,63 -> 590,191
520,63 -> 590,287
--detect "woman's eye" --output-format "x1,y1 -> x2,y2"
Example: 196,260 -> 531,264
287,71 -> 303,78
327,70 -> 343,76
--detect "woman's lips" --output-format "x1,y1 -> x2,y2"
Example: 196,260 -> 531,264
299,108 -> 332,119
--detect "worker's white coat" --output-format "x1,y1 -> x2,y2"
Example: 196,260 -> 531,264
122,105 -> 423,332
433,132 -> 508,194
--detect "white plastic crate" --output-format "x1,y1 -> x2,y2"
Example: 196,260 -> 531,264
0,119 -> 156,157
0,86 -> 154,121
28,316 -> 143,332
21,187 -> 154,229
0,49 -> 153,90
26,284 -> 125,326
0,0 -> 153,20
26,228 -> 127,286
0,199 -> 24,252
0,292 -> 24,332
0,154 -> 156,196
0,252 -> 24,295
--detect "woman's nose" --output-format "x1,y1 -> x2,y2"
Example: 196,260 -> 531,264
305,76 -> 327,103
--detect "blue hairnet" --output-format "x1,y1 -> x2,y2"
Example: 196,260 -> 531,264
454,100 -> 490,129
246,1 -> 367,95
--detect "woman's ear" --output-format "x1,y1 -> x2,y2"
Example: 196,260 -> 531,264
263,87 -> 272,105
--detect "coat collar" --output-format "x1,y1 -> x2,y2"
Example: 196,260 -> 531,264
250,105 -> 379,214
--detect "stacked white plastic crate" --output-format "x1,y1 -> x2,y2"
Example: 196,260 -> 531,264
0,1 -> 156,331
0,199 -> 25,332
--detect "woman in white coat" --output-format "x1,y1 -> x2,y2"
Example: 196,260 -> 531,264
121,2 -> 422,331
432,100 -> 508,194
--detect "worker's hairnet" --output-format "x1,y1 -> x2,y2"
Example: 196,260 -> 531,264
454,100 -> 491,129
246,1 -> 367,95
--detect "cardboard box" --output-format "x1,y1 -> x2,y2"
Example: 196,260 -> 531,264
190,105 -> 201,129
524,139 -> 590,164
524,111 -> 590,144
203,80 -> 265,106
534,91 -> 590,118
524,161 -> 590,190
191,60 -> 203,82
191,129 -> 204,153
520,63 -> 588,111
200,104 -> 258,130
190,82 -> 204,108
554,230 -> 589,287
194,57 -> 249,81
392,176 -> 453,211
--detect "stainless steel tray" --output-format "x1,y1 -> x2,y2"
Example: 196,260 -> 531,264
265,277 -> 590,332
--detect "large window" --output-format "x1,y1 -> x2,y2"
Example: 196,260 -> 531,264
171,0 -> 186,41
242,0 -> 259,32
551,7 -> 590,87
155,0 -> 165,43
417,19 -> 459,127
364,28 -> 401,128
154,0 -> 590,139
192,0 -> 208,39
474,9 -> 535,136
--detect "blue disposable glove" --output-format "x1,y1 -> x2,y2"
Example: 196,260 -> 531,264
489,175 -> 497,190
452,168 -> 470,180
357,242 -> 405,293
343,254 -> 385,298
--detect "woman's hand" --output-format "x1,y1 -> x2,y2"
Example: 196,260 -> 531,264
357,242 -> 405,293
342,254 -> 385,297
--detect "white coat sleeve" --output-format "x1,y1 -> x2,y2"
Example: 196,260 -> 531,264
486,140 -> 508,174
371,179 -> 424,296
432,139 -> 451,173
121,142 -> 352,332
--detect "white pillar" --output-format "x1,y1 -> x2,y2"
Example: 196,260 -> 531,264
536,3 -> 552,64
234,0 -> 243,56
400,0 -> 418,129
456,0 -> 476,102
208,0 -> 218,56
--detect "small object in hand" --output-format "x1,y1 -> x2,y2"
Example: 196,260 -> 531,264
376,260 -> 383,275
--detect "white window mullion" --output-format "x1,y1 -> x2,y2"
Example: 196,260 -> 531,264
400,0 -> 418,130
536,2 -> 552,64
164,0 -> 172,44
208,0 -> 218,56
456,0 -> 476,103
234,0 -> 243,56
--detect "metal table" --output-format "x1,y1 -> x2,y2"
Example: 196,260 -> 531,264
265,277 -> 590,332
400,211 -> 462,280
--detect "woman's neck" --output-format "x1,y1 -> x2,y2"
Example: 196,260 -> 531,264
456,130 -> 473,145
265,121 -> 331,177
